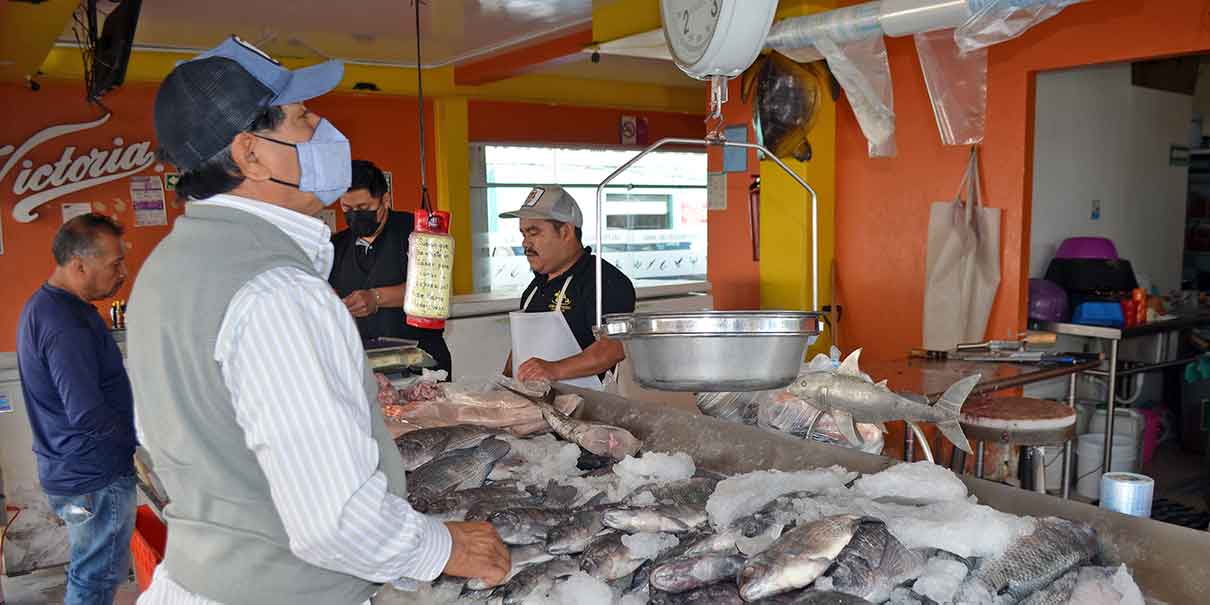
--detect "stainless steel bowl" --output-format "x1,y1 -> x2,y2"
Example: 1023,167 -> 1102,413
602,311 -> 822,392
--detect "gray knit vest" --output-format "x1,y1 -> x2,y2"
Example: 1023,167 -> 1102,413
127,202 -> 410,605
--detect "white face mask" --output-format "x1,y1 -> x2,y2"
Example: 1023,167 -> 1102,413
255,118 -> 352,205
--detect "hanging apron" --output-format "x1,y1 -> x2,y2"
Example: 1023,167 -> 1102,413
510,275 -> 607,391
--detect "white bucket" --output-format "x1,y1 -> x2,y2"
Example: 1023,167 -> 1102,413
1076,433 -> 1138,500
1089,408 -> 1144,471
1074,399 -> 1100,435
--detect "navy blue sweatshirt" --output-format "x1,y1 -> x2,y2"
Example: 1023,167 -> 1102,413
16,284 -> 136,496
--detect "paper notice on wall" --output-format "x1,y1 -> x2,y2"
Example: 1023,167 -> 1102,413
130,175 -> 167,227
62,203 -> 92,223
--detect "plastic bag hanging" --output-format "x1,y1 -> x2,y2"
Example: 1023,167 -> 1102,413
956,0 -> 1086,54
404,210 -> 454,329
915,29 -> 987,146
814,34 -> 897,158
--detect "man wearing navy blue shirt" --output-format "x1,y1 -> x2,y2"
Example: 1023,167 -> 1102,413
16,213 -> 137,605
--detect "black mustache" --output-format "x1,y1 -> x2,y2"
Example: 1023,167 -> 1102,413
524,249 -> 538,256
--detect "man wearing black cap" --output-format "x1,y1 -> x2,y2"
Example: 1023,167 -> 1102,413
126,37 -> 507,604
329,160 -> 453,376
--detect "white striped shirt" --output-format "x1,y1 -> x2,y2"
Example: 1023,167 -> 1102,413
137,194 -> 451,605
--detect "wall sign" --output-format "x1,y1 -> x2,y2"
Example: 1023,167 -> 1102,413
0,113 -> 158,223
62,203 -> 92,223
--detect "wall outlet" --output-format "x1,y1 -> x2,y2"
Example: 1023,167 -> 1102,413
1091,199 -> 1101,221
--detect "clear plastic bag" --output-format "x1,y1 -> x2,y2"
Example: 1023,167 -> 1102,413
914,29 -> 987,146
696,390 -> 762,425
815,35 -> 897,158
956,0 -> 1086,54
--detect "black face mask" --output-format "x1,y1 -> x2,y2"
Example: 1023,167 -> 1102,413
345,209 -> 381,237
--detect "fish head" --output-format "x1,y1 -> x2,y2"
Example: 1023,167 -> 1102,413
788,372 -> 831,402
738,560 -> 786,602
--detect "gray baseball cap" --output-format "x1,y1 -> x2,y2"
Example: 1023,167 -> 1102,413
498,185 -> 584,227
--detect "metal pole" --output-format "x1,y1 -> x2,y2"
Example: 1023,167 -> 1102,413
975,442 -> 985,479
595,138 -> 821,328
1103,339 -> 1120,473
1062,372 -> 1076,499
904,423 -> 915,463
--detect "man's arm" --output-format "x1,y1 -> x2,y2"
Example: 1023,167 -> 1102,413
516,337 -> 624,382
46,328 -> 125,439
343,283 -> 405,318
219,269 -> 450,582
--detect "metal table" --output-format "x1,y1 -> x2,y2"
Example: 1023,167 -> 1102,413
1039,312 -> 1210,477
863,357 -> 1102,498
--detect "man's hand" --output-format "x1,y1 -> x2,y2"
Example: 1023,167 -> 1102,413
342,289 -> 378,318
517,358 -> 561,383
442,521 -> 510,587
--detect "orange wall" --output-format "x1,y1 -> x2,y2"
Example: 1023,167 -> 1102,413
0,82 -> 424,351
835,0 -> 1210,362
707,79 -> 761,311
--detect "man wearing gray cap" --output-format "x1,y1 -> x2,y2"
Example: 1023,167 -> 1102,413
126,36 -> 508,604
500,185 -> 636,388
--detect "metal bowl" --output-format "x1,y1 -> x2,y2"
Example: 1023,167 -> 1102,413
602,311 -> 822,392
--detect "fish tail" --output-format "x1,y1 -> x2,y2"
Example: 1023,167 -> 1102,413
935,374 -> 981,417
937,419 -> 973,454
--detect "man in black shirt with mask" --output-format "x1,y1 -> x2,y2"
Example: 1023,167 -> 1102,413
329,160 -> 452,376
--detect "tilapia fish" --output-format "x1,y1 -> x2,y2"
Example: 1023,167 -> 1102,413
958,517 -> 1099,603
396,424 -> 499,471
686,492 -> 813,557
738,514 -> 863,601
546,508 -> 607,555
406,438 -> 510,508
628,477 -> 718,509
488,506 -> 574,545
784,590 -> 876,604
787,348 -> 979,453
648,552 -> 746,594
1017,569 -> 1079,605
465,543 -> 554,591
497,556 -> 579,605
649,582 -> 746,605
422,483 -> 542,516
537,401 -> 642,460
826,518 -> 924,602
604,505 -> 701,534
580,531 -> 678,581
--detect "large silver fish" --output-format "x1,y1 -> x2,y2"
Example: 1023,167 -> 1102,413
580,532 -> 678,581
648,552 -> 746,594
787,349 -> 979,453
603,505 -> 701,534
738,514 -> 863,601
957,517 -> 1099,603
406,438 -> 510,508
825,518 -> 924,602
545,508 -> 607,555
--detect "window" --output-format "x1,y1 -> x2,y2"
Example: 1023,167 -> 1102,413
470,144 -> 708,293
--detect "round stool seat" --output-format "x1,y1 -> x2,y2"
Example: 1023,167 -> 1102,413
959,397 -> 1077,446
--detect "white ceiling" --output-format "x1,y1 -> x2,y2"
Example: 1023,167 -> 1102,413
59,0 -> 698,88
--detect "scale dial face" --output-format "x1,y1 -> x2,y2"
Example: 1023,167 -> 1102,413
660,0 -> 725,68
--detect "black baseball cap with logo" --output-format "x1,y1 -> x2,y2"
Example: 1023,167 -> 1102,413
153,36 -> 343,172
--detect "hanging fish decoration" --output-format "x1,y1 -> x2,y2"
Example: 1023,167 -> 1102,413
742,52 -> 831,162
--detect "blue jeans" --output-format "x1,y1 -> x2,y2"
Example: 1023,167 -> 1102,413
46,473 -> 137,605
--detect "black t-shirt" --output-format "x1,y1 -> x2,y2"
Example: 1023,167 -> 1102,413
519,247 -> 637,354
329,210 -> 452,374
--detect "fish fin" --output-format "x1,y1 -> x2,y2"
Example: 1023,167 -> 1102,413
836,348 -> 864,377
937,419 -> 973,454
936,373 -> 982,417
904,393 -> 930,405
875,379 -> 889,390
832,409 -> 864,446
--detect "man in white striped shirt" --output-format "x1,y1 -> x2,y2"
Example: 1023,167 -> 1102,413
125,36 -> 508,605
